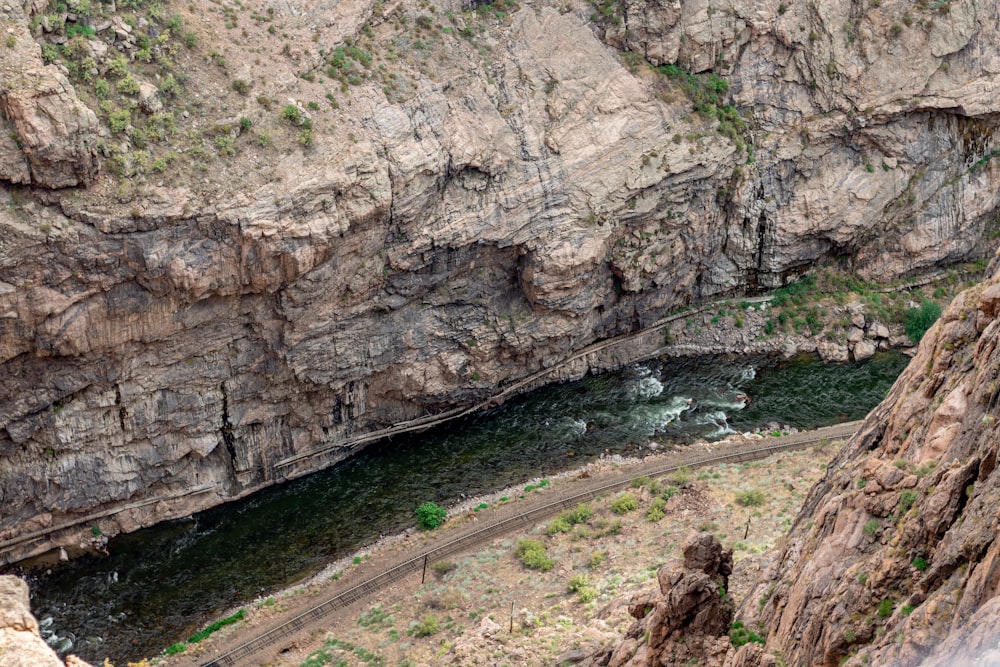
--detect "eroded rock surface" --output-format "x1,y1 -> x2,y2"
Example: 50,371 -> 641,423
2,0 -> 1000,560
583,533 -> 734,667
0,8 -> 99,189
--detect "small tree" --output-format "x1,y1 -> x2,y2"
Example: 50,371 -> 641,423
415,502 -> 447,530
904,300 -> 942,343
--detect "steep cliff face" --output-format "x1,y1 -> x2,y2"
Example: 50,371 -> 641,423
1,0 -> 1000,561
726,258 -> 1000,666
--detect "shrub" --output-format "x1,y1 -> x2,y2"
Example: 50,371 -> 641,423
646,497 -> 666,522
298,128 -> 314,147
631,475 -> 651,488
232,78 -> 251,95
661,485 -> 680,500
430,561 -> 456,579
93,78 -> 110,99
904,300 -> 942,343
611,492 -> 639,514
415,502 -> 447,530
409,614 -> 439,638
912,556 -> 928,571
899,490 -> 918,515
729,621 -> 765,648
188,609 -> 245,643
670,467 -> 691,485
164,642 -> 187,655
863,519 -> 879,535
109,110 -> 131,133
736,490 -> 766,507
567,573 -> 590,593
877,598 -> 894,619
108,55 -> 129,77
281,104 -> 303,124
117,75 -> 140,95
516,538 -> 555,571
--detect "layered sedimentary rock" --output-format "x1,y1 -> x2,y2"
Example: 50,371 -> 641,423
2,0 -> 1000,560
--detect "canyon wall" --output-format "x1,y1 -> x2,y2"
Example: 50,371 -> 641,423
1,0 -> 1000,561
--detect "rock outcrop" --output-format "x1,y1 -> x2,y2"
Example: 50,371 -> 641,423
2,0 -> 1000,561
583,533 -> 735,667
0,575 -> 92,667
0,7 -> 99,189
728,257 -> 1000,665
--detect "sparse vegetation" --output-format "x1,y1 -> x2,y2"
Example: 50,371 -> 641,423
736,490 -> 767,507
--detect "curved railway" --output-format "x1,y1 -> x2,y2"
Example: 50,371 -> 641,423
194,420 -> 862,667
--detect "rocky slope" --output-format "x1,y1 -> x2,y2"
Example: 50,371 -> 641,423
581,257 -> 1000,666
2,0 -> 1000,561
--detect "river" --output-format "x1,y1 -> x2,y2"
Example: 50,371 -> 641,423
17,351 -> 908,664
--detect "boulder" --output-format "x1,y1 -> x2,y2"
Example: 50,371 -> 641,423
853,339 -> 877,361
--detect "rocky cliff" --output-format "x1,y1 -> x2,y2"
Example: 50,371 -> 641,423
724,256 -> 1000,666
581,258 -> 1000,666
2,0 -> 1000,561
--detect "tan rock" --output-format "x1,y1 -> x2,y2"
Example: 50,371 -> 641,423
852,339 -> 876,361
0,576 -> 93,667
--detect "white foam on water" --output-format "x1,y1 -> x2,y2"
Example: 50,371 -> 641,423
634,376 -> 665,399
634,395 -> 694,431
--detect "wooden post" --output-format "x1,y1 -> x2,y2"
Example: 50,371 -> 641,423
744,515 -> 751,539
421,554 -> 428,584
509,600 -> 514,633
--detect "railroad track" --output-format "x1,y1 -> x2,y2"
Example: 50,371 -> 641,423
198,420 -> 861,667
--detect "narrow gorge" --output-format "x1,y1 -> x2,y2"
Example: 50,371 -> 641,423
3,0 -> 999,565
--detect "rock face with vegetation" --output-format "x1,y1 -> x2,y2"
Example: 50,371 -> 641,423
1,0 -> 999,560
583,532 -> 736,667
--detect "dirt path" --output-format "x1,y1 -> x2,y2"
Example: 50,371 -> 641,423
171,421 -> 859,667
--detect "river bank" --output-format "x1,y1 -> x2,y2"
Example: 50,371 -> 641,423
161,430 -> 849,667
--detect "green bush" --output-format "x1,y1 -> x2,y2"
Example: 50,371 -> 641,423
670,467 -> 691,485
904,300 -> 942,343
611,492 -> 639,514
863,519 -> 880,535
567,573 -> 590,593
661,485 -> 680,500
108,110 -> 130,133
281,104 -> 303,124
409,614 -> 439,638
729,621 -> 764,648
736,490 -> 766,507
516,538 -> 555,571
415,502 -> 447,530
164,642 -> 187,655
899,490 -> 918,515
912,556 -> 928,571
877,598 -> 894,619
646,497 -> 666,522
